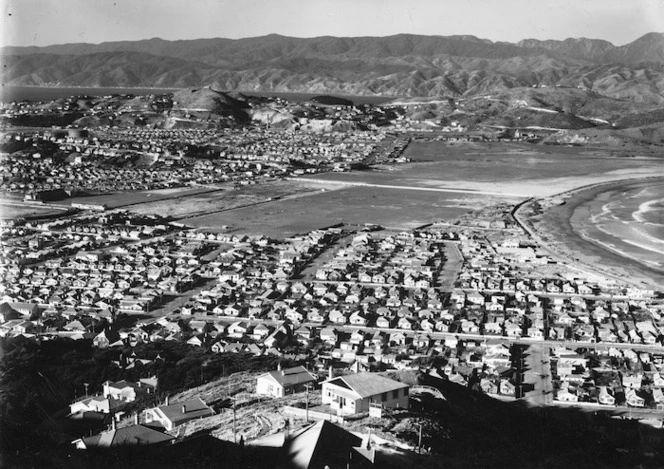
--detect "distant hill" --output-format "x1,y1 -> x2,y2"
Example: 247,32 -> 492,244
2,33 -> 664,104
172,87 -> 250,120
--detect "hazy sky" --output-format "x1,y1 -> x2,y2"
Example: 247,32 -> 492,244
2,0 -> 663,47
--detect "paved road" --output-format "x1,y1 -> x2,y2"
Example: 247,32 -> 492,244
553,399 -> 664,420
521,345 -> 554,406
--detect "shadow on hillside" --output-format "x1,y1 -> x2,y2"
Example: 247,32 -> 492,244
412,372 -> 664,468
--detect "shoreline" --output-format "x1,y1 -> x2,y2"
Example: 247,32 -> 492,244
519,176 -> 664,289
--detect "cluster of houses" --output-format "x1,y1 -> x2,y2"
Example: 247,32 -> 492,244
0,131 -> 288,200
0,226 -> 342,340
315,231 -> 444,288
0,227 -> 209,321
447,234 -> 662,344
1,99 -> 414,201
549,345 -> 664,409
72,365 -> 411,453
1,213 -> 176,274
2,203 -> 664,416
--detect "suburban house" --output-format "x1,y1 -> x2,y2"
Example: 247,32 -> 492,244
556,386 -> 578,403
69,395 -> 126,415
93,329 -> 123,348
142,397 -> 214,431
102,376 -> 158,402
625,389 -> 645,408
321,372 -> 409,415
72,424 -> 174,449
256,365 -> 317,398
598,386 -> 615,405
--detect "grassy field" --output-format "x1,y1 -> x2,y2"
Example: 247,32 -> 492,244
0,201 -> 66,219
123,180 -> 314,219
180,185 -> 494,238
312,141 -> 664,197
60,186 -> 217,209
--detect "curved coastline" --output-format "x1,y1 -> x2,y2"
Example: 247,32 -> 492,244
523,176 -> 664,288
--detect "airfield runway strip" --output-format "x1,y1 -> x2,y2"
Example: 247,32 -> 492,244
174,188 -> 329,222
289,177 -> 528,198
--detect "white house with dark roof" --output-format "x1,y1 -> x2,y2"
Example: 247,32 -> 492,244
141,397 -> 213,431
256,365 -> 317,398
321,372 -> 409,415
102,376 -> 158,402
69,394 -> 126,415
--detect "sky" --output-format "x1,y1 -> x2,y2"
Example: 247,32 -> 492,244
2,0 -> 663,48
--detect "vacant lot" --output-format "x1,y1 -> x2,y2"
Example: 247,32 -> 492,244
59,186 -> 217,209
182,185 -> 500,238
313,141 -> 664,197
0,201 -> 66,219
121,180 -> 315,219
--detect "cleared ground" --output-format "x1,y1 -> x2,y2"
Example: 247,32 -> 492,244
122,180 -> 315,219
314,141 -> 664,197
180,185 -> 497,237
0,201 -> 67,219
59,186 -> 218,209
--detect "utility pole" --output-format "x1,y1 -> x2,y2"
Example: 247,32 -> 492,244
232,399 -> 237,444
84,382 -> 89,398
305,383 -> 310,422
418,423 -> 422,454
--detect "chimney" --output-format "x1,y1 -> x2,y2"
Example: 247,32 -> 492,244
277,362 -> 281,371
182,405 -> 187,414
328,366 -> 334,380
134,413 -> 139,425
111,417 -> 116,431
165,396 -> 169,406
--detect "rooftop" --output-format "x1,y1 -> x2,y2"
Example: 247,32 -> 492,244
325,372 -> 408,398
259,365 -> 317,388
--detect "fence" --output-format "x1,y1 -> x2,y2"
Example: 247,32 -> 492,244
282,405 -> 345,424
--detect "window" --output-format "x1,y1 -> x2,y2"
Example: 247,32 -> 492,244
403,387 -> 409,396
381,392 -> 387,402
393,390 -> 399,399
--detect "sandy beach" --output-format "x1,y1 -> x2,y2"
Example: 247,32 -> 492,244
519,177 -> 664,289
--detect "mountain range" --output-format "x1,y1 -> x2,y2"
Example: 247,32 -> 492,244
2,33 -> 664,103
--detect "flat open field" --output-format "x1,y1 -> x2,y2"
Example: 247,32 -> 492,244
312,141 -> 664,197
0,201 -> 67,219
181,185 -> 507,238
57,186 -> 217,209
125,180 -> 316,219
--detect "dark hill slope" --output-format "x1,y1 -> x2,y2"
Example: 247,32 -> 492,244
409,373 -> 662,469
2,33 -> 664,103
4,33 -> 664,64
172,87 -> 249,118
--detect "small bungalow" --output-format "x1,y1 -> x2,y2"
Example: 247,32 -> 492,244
256,365 -> 317,398
322,372 -> 409,416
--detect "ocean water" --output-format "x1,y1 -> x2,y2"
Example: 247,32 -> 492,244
584,180 -> 664,269
0,86 -> 179,102
0,85 -> 394,106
